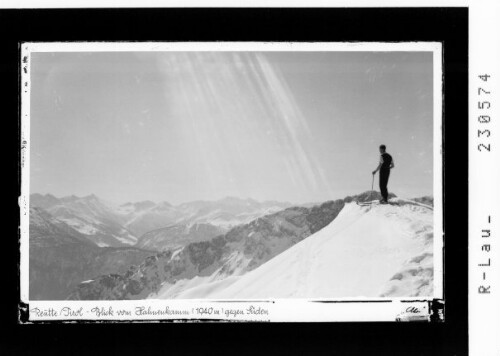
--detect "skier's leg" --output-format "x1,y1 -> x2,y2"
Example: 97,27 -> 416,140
380,171 -> 389,201
379,172 -> 386,201
384,171 -> 390,201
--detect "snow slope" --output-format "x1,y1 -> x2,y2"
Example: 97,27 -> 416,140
162,199 -> 434,299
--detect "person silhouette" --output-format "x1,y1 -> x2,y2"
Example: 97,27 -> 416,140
372,144 -> 394,203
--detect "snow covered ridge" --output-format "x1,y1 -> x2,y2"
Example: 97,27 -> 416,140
68,198 -> 348,300
169,198 -> 434,299
67,193 -> 434,300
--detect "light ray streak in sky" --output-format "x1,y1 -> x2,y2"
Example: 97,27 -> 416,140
158,52 -> 335,199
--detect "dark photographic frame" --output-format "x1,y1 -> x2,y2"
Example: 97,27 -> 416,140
5,7 -> 467,355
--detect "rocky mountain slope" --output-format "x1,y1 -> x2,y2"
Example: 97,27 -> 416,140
135,223 -> 226,251
29,207 -> 153,300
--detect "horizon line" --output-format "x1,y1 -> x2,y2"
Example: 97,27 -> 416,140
28,190 -> 434,207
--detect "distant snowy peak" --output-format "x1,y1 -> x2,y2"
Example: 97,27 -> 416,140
127,198 -> 293,249
120,200 -> 156,208
176,196 -> 290,215
136,223 -> 226,251
29,207 -> 97,247
29,194 -> 293,248
30,193 -> 60,210
117,200 -> 158,214
119,196 -> 292,238
153,201 -> 176,212
30,194 -> 137,247
174,197 -> 292,228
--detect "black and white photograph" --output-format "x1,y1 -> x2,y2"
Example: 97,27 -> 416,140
21,42 -> 443,321
1,3 -> 485,355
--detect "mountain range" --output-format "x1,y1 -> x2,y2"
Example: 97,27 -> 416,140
67,191 -> 405,300
30,193 -> 291,248
28,191 -> 433,300
29,194 -> 291,299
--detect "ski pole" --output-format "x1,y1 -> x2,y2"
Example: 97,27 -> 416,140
371,173 -> 374,192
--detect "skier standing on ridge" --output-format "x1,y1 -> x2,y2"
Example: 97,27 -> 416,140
372,144 -> 394,204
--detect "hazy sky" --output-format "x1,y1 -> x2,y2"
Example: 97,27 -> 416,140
30,51 -> 434,205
